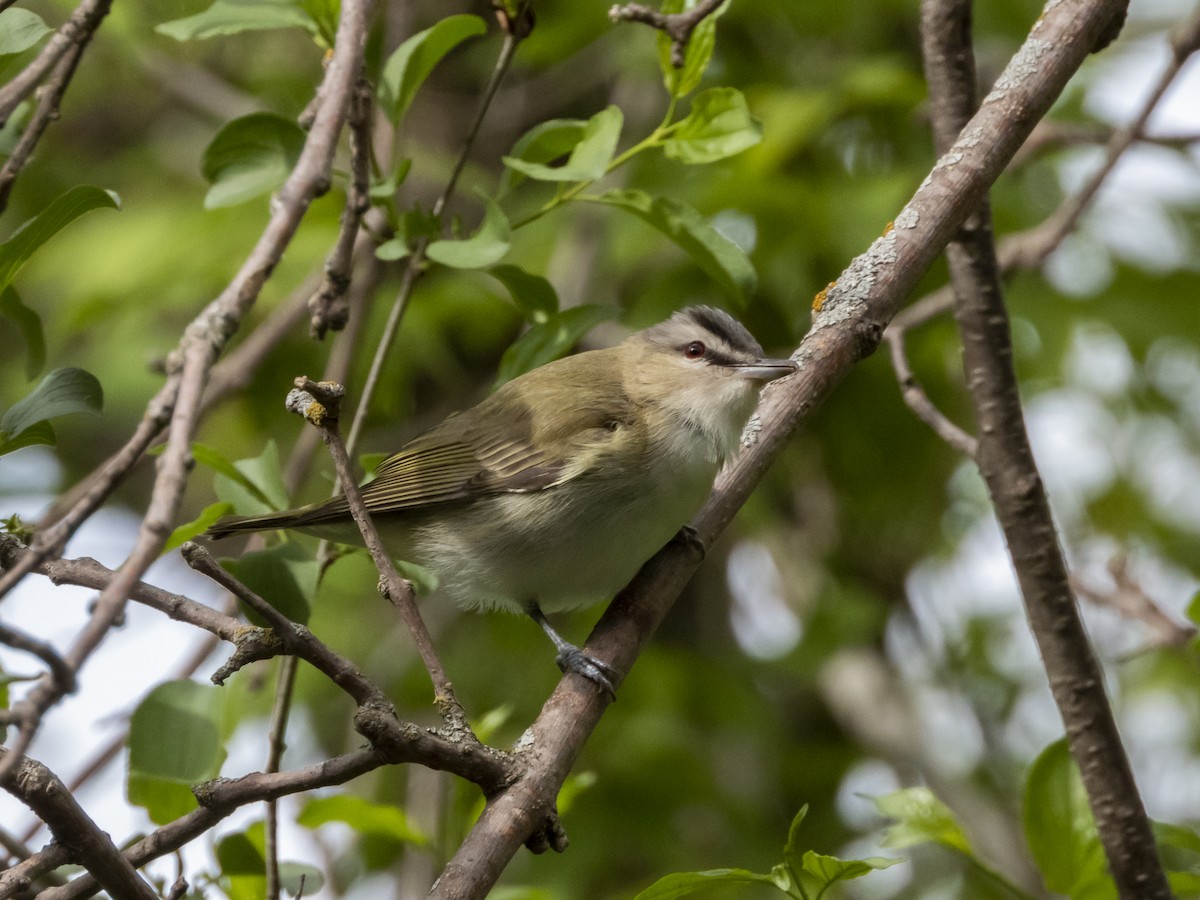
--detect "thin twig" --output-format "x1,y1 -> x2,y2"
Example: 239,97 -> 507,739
286,379 -> 460,708
263,656 -> 298,900
883,320 -> 978,456
1073,557 -> 1197,649
0,0 -> 112,127
609,0 -> 725,67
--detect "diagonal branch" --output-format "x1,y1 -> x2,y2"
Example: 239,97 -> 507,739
428,0 -> 1134,895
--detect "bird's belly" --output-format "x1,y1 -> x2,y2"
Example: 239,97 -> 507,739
408,459 -> 718,614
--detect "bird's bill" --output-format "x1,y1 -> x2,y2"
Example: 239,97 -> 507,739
731,358 -> 798,382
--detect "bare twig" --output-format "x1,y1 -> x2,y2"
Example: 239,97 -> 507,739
883,320 -> 978,456
430,1 -> 1134,895
286,379 -> 460,710
920,0 -> 1169,895
0,753 -> 159,900
609,0 -> 724,67
1073,557 -> 1197,649
0,0 -> 111,127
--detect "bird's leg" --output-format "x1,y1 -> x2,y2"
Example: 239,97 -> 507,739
525,602 -> 617,698
670,523 -> 707,561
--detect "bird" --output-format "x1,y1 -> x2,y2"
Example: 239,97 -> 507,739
207,306 -> 797,694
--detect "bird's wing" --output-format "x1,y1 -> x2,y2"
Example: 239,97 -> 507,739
355,351 -> 636,515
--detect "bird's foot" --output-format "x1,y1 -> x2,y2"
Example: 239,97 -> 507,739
554,645 -> 617,699
671,523 -> 707,560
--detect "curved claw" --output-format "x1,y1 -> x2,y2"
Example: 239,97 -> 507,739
555,646 -> 617,698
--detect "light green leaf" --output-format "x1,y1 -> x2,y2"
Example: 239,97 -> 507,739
379,14 -> 487,124
201,112 -> 306,209
501,106 -> 623,183
127,680 -> 226,825
488,264 -> 558,323
633,868 -> 777,900
195,442 -> 281,512
426,195 -> 511,268
782,804 -> 809,872
800,851 -> 900,896
0,186 -> 119,295
1,367 -> 102,439
0,419 -> 54,457
586,189 -> 756,302
298,794 -> 430,845
157,0 -> 317,41
1022,739 -> 1113,897
165,502 -> 235,554
657,0 -> 729,98
0,8 -> 50,56
496,304 -> 615,385
221,543 -> 318,625
875,787 -> 973,854
0,287 -> 44,380
664,87 -> 762,164
500,119 -> 588,194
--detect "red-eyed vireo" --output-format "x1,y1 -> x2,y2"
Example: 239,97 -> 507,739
208,306 -> 796,693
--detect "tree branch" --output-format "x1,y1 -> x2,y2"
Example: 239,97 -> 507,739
429,1 -> 1135,895
919,0 -> 1169,895
609,0 -> 725,67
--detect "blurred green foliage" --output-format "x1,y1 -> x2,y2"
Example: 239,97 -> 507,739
2,0 -> 1200,897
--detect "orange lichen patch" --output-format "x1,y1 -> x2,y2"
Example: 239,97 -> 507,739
883,221 -> 894,236
812,281 -> 836,312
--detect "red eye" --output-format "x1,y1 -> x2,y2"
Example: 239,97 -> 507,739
684,341 -> 706,359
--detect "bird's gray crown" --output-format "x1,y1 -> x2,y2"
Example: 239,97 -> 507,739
641,305 -> 765,361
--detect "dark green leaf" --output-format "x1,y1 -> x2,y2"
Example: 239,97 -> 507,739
586,189 -> 756,302
1022,739 -> 1112,896
298,794 -> 430,845
0,420 -> 54,457
165,501 -> 235,554
127,680 -> 226,824
496,304 -> 615,385
657,0 -> 729,98
0,186 -> 119,295
157,0 -> 317,41
500,119 -> 588,194
221,543 -> 317,625
379,15 -> 487,124
502,106 -> 622,183
488,264 -> 559,323
426,195 -> 511,269
664,87 -> 762,164
1,367 -> 102,439
633,868 -> 777,900
0,8 -> 50,56
0,287 -> 44,380
201,112 -> 306,209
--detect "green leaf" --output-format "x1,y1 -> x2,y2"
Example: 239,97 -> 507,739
0,420 -> 54,457
0,8 -> 50,56
1022,739 -> 1112,897
165,501 -> 235,554
782,804 -> 809,871
664,87 -> 762,164
657,0 -> 729,98
1157,821 -> 1200,895
201,112 -> 306,209
633,868 -> 777,900
0,186 -> 119,295
426,195 -> 511,269
496,304 -> 615,385
0,287 -> 44,380
586,189 -> 756,302
488,264 -> 559,323
221,543 -> 317,625
297,794 -> 430,845
557,771 -> 597,815
127,680 -> 226,825
799,851 -> 900,896
500,119 -> 588,194
157,0 -> 317,41
875,787 -> 973,854
501,106 -> 623,183
209,441 -> 290,514
1,367 -> 102,439
379,14 -> 487,124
